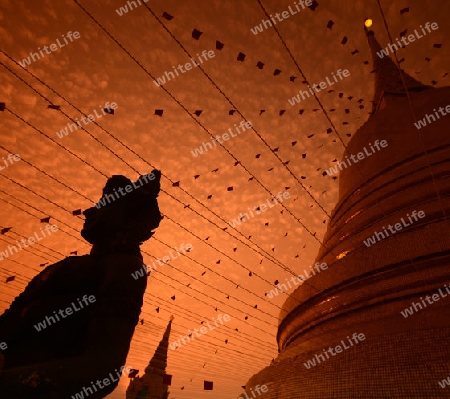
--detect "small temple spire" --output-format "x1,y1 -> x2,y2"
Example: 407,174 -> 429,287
126,317 -> 174,399
364,21 -> 431,113
145,316 -> 173,374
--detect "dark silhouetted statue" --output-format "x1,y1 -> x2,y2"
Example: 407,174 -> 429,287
0,170 -> 162,399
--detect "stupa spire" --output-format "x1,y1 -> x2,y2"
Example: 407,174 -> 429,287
365,22 -> 431,113
145,316 -> 173,374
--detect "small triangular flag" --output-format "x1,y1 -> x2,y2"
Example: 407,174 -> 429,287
162,12 -> 173,20
192,29 -> 202,40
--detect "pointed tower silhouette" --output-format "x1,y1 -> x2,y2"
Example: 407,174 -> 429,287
126,317 -> 173,399
365,28 -> 431,114
244,24 -> 450,398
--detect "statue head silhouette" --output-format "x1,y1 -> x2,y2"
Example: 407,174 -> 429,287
81,169 -> 162,248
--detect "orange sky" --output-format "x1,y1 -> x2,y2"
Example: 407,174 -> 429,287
0,0 -> 449,398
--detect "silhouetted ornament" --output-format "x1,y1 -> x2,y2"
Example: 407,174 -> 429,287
1,227 -> 11,234
229,110 -> 236,115
274,69 -> 281,76
216,41 -> 224,50
155,109 -> 163,116
5,276 -> 15,283
237,52 -> 246,61
104,108 -> 114,114
290,76 -> 296,82
128,369 -> 139,378
162,374 -> 172,385
204,381 -> 213,390
256,61 -> 264,69
162,12 -> 173,20
0,168 -> 164,396
0,102 -> 5,111
72,209 -> 82,215
341,36 -> 348,44
279,110 -> 285,116
194,110 -> 202,116
400,7 -> 409,14
227,186 -> 233,191
327,20 -> 334,29
40,217 -> 50,223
